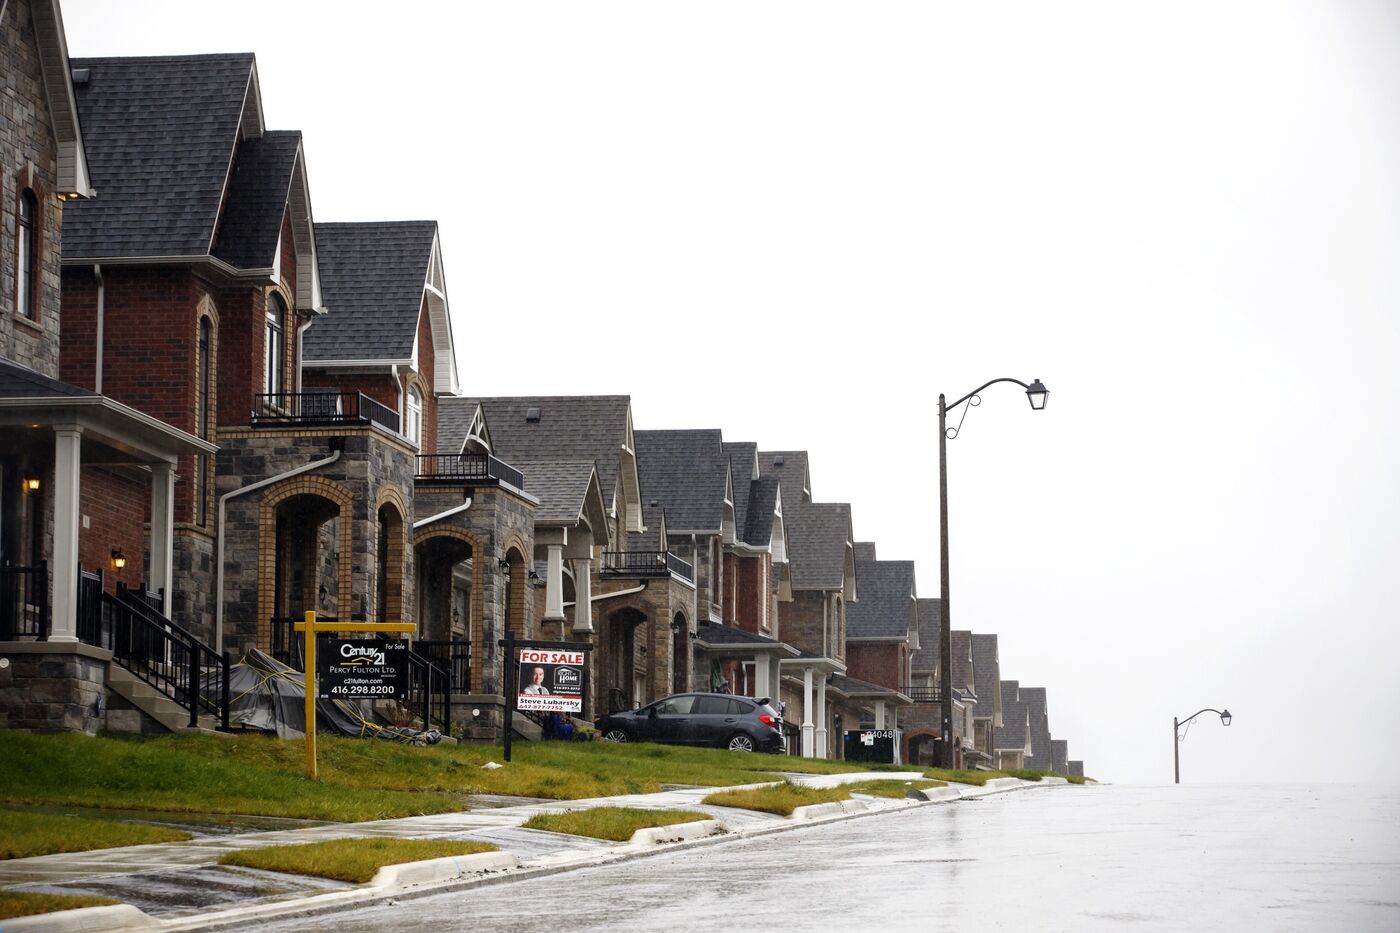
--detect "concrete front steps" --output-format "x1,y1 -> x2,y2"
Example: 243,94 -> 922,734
105,665 -> 225,735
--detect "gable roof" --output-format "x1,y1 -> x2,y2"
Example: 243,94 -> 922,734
211,131 -> 301,268
912,598 -> 943,673
951,630 -> 976,695
971,634 -> 1001,722
722,442 -> 758,537
994,680 -> 1029,753
1020,687 -> 1052,769
784,501 -> 853,591
451,397 -> 634,511
1051,738 -> 1069,774
847,559 -> 916,640
64,53 -> 258,260
508,459 -> 605,527
304,221 -> 438,363
27,0 -> 93,197
760,450 -> 810,503
743,475 -> 781,548
634,429 -> 728,532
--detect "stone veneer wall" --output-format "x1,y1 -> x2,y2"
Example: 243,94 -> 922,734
0,642 -> 107,733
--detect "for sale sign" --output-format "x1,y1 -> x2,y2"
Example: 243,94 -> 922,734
317,638 -> 408,701
516,648 -> 585,712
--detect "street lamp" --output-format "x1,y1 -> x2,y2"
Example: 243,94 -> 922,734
937,377 -> 1048,769
1173,707 -> 1232,784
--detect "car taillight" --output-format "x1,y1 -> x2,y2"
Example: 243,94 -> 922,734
758,714 -> 776,727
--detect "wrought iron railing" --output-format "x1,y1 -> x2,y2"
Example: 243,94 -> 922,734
270,615 -> 339,669
904,685 -> 943,703
251,391 -> 400,434
84,584 -> 230,729
77,566 -> 103,644
412,639 -> 471,694
599,550 -> 695,583
414,454 -> 525,490
0,560 -> 48,640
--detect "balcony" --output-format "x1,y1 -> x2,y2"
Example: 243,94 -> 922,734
415,453 -> 525,490
251,391 -> 400,434
904,685 -> 944,704
600,550 -> 694,583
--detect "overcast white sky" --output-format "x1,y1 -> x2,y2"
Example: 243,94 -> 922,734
62,0 -> 1400,784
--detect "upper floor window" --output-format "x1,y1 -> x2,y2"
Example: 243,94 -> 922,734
196,317 -> 213,526
264,294 -> 286,396
406,385 -> 423,447
17,189 -> 37,320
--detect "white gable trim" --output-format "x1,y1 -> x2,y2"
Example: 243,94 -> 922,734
31,0 -> 93,197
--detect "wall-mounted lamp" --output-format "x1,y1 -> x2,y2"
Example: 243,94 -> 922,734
498,558 -> 512,574
111,549 -> 127,570
527,569 -> 541,582
24,475 -> 40,492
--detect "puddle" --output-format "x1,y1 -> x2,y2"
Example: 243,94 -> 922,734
2,803 -> 330,838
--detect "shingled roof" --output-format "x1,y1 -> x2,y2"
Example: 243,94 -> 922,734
0,358 -> 96,398
994,680 -> 1029,753
951,630 -> 976,697
786,502 -> 854,591
847,559 -> 916,640
304,221 -> 438,362
64,54 -> 257,260
723,442 -> 757,537
1051,738 -> 1069,774
440,396 -> 633,511
912,598 -> 942,673
634,430 -> 728,532
970,634 -> 1001,723
211,131 -> 301,268
508,459 -> 601,525
1021,687 -> 1052,769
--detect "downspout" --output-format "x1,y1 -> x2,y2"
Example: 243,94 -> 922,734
562,581 -> 647,608
93,264 -> 104,393
413,498 -> 472,530
295,316 -> 314,392
214,448 -> 341,654
389,363 -> 403,426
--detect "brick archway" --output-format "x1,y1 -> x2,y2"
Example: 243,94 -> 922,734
415,524 -> 487,655
374,486 -> 409,623
257,475 -> 353,647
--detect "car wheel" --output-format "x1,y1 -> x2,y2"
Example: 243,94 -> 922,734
726,733 -> 756,752
603,728 -> 629,743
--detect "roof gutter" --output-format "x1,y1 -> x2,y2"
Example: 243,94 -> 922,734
414,498 -> 472,530
214,448 -> 340,654
563,581 -> 647,608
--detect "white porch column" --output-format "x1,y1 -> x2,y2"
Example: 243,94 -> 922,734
544,544 -> 565,622
875,699 -> 887,730
815,676 -> 829,758
149,462 -> 175,611
801,666 -> 815,757
753,653 -> 772,701
571,558 -> 593,633
50,426 -> 83,643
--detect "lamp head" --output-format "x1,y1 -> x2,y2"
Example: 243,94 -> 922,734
1026,378 -> 1049,411
1221,709 -> 1232,727
24,475 -> 40,492
111,549 -> 126,570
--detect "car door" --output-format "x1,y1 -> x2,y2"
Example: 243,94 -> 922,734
649,694 -> 696,745
689,695 -> 730,744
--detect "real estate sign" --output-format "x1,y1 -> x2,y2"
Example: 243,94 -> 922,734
317,638 -> 409,701
516,647 -> 585,712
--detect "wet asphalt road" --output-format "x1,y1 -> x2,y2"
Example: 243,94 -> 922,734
247,784 -> 1400,932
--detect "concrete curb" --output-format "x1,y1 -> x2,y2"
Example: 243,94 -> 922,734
626,819 -> 724,847
367,850 -> 519,891
790,798 -> 871,821
907,786 -> 962,802
1,904 -> 157,932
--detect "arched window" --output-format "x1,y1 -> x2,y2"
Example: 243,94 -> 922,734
406,385 -> 423,447
264,294 -> 285,397
17,189 -> 37,320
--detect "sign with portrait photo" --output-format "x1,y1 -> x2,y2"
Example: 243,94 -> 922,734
516,648 -> 585,712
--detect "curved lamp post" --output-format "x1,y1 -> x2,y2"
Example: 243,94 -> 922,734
937,377 -> 1048,768
1173,707 -> 1232,784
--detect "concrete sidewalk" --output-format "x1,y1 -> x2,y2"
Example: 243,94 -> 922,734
2,772 -> 1069,931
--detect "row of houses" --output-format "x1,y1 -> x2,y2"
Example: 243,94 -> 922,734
0,0 -> 1084,775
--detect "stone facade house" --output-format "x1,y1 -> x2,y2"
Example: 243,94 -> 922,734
993,679 -> 1033,769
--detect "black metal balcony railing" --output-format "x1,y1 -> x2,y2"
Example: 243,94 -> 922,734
415,454 -> 525,490
0,560 -> 49,640
252,391 -> 400,434
599,550 -> 695,583
904,685 -> 944,703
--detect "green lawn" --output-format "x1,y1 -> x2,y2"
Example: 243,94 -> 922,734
522,806 -> 710,842
218,838 -> 498,884
702,782 -> 853,816
0,891 -> 118,921
0,809 -> 191,860
0,732 -> 914,823
845,779 -> 946,798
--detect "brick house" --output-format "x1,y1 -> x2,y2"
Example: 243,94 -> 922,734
759,450 -> 857,758
843,542 -> 916,735
993,679 -> 1033,769
970,633 -> 1003,766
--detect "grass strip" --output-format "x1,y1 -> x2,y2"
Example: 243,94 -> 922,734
522,806 -> 710,842
218,837 -> 498,884
0,809 -> 191,860
0,891 -> 119,921
845,779 -> 946,799
702,782 -> 852,816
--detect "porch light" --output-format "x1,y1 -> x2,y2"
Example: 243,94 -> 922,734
24,475 -> 40,492
111,549 -> 126,570
1221,709 -> 1232,727
498,558 -> 511,574
1025,379 -> 1049,410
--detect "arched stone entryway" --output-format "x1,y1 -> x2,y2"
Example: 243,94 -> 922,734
257,475 -> 353,650
604,606 -> 648,712
906,730 -> 939,767
671,612 -> 689,695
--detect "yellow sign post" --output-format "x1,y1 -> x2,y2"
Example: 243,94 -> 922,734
295,610 -> 415,780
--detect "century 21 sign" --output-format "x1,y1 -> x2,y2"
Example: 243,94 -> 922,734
318,638 -> 409,701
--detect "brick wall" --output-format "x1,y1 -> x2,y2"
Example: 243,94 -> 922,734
78,466 -> 149,593
846,642 -> 903,691
301,369 -> 399,413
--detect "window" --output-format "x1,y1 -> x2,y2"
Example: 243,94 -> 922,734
406,385 -> 423,446
653,696 -> 694,716
264,294 -> 285,397
196,317 -> 212,526
17,189 -> 37,319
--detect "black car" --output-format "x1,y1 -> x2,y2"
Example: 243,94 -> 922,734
595,692 -> 785,753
